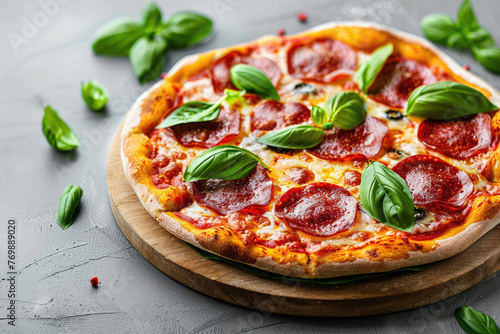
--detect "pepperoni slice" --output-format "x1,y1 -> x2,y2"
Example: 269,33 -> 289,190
170,106 -> 240,148
392,155 -> 474,207
211,51 -> 282,94
418,113 -> 492,160
287,39 -> 357,83
274,183 -> 358,237
308,115 -> 388,160
368,56 -> 437,108
192,165 -> 273,215
251,100 -> 311,132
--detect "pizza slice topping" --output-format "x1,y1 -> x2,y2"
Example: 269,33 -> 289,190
308,115 -> 388,160
274,182 -> 358,237
392,155 -> 474,207
191,164 -> 273,215
251,100 -> 311,132
170,105 -> 240,148
368,56 -> 437,108
287,38 -> 357,83
417,113 -> 492,159
211,51 -> 282,94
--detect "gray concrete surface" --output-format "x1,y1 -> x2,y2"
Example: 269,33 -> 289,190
1,0 -> 500,333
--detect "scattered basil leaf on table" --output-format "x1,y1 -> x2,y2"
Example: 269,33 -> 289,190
457,0 -> 479,32
360,161 -> 415,232
81,80 -> 109,111
311,105 -> 329,128
183,145 -> 266,182
466,27 -> 494,49
324,91 -> 367,130
129,36 -> 168,84
455,306 -> 500,334
406,81 -> 498,119
472,46 -> 500,74
421,14 -> 468,49
161,12 -> 213,48
190,245 -> 432,284
355,43 -> 393,94
92,19 -> 144,56
92,3 -> 213,84
256,124 -> 324,149
42,106 -> 80,151
230,64 -> 280,101
56,185 -> 83,230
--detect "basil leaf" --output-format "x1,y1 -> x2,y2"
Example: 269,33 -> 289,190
156,98 -> 223,129
311,105 -> 329,128
142,3 -> 162,30
256,124 -> 324,149
129,36 -> 168,84
466,27 -> 494,48
81,80 -> 109,111
421,14 -> 465,48
183,145 -> 266,182
324,92 -> 367,130
56,185 -> 83,230
230,64 -> 280,101
42,106 -> 80,151
406,81 -> 498,119
356,43 -> 393,94
447,31 -> 469,49
360,162 -> 415,232
472,46 -> 500,74
92,19 -> 144,56
457,0 -> 479,32
161,12 -> 213,49
455,306 -> 500,334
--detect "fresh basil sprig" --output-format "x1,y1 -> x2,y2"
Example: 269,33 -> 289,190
455,306 -> 500,334
360,162 -> 415,232
81,80 -> 109,111
92,3 -> 213,84
183,145 -> 266,182
355,44 -> 393,94
311,105 -> 329,128
324,92 -> 367,130
230,64 -> 280,101
42,106 -> 80,151
421,0 -> 500,73
56,185 -> 83,230
156,89 -> 244,129
406,81 -> 498,119
256,124 -> 324,149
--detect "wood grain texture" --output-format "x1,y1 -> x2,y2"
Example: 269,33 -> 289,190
107,121 -> 500,317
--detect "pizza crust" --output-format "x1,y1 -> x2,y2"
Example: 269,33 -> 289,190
121,22 -> 500,278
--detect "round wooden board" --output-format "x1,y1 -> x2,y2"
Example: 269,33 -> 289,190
107,121 -> 500,317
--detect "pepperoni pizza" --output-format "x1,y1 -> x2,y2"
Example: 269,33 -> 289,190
121,22 -> 500,278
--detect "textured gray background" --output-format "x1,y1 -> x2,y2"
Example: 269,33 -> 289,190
1,0 -> 500,333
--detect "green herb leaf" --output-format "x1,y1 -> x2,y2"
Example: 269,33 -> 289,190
42,106 -> 80,151
183,145 -> 266,182
81,80 -> 109,111
466,27 -> 494,48
324,92 -> 367,130
455,306 -> 500,334
142,3 -> 162,30
406,81 -> 498,119
56,185 -> 83,230
356,43 -> 393,94
156,98 -> 224,129
311,105 -> 329,128
457,0 -> 479,32
472,46 -> 500,74
92,19 -> 144,56
421,14 -> 467,49
129,36 -> 168,84
161,12 -> 213,49
360,161 -> 415,232
256,124 -> 324,149
230,64 -> 280,101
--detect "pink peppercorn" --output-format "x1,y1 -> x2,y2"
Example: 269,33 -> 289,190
277,28 -> 286,36
297,12 -> 308,22
90,276 -> 99,288
463,64 -> 470,71
161,73 -> 167,79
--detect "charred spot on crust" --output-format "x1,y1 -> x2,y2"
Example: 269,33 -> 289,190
385,110 -> 404,120
292,83 -> 316,95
